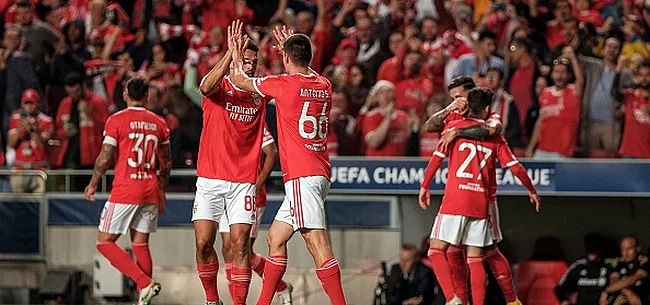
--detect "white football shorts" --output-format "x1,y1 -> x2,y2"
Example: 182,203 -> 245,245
191,177 -> 256,225
430,213 -> 494,247
98,201 -> 158,234
275,176 -> 330,231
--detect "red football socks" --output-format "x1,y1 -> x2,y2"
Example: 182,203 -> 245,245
231,267 -> 252,305
428,247 -> 456,301
316,257 -> 347,305
197,262 -> 220,302
467,256 -> 487,305
252,253 -> 288,292
447,245 -> 468,304
131,242 -> 152,277
255,256 -> 287,305
225,261 -> 235,300
486,248 -> 517,302
97,241 -> 151,290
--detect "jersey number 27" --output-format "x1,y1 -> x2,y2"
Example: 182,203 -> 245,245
456,142 -> 493,180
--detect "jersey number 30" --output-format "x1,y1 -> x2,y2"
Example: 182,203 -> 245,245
128,133 -> 158,169
456,142 -> 493,180
299,101 -> 328,139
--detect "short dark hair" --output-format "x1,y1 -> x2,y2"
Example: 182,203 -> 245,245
420,16 -> 438,28
15,2 -> 33,9
401,243 -> 418,253
126,77 -> 150,101
584,233 -> 604,255
283,34 -> 312,67
467,87 -> 494,115
246,40 -> 259,53
478,31 -> 497,42
487,67 -> 504,79
447,76 -> 476,91
64,72 -> 84,86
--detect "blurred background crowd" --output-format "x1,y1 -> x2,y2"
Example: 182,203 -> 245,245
1,0 -> 650,178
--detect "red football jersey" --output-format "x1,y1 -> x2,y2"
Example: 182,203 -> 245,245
361,109 -> 410,157
197,76 -> 269,183
619,89 -> 650,158
253,73 -> 332,182
537,85 -> 581,157
8,112 -> 54,170
437,119 -> 518,218
103,107 -> 170,204
256,126 -> 275,208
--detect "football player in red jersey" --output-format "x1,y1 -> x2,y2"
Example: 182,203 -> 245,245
84,78 -> 171,305
419,88 -> 540,305
229,25 -> 347,305
218,126 -> 293,305
192,20 -> 271,305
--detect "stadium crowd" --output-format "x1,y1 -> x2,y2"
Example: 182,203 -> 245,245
1,0 -> 650,178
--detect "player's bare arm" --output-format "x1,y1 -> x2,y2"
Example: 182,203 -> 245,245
228,23 -> 258,93
422,98 -> 468,132
563,46 -> 584,97
85,144 -> 115,202
198,20 -> 241,97
257,141 -> 278,195
158,142 -> 172,191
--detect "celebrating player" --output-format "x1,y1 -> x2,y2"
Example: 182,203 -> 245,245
192,20 -> 270,305
229,25 -> 347,305
424,76 -> 525,305
85,77 -> 171,305
419,88 -> 540,305
218,126 -> 293,305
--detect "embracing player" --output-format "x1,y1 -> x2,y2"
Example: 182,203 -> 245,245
85,77 -> 171,305
218,125 -> 293,305
192,20 -> 270,305
425,76 -> 526,305
229,25 -> 347,305
419,88 -> 540,305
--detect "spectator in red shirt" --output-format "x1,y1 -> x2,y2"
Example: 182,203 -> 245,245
572,0 -> 605,27
517,236 -> 569,305
197,26 -> 226,80
506,37 -> 538,133
361,80 -> 410,156
484,67 -> 524,148
388,32 -> 405,57
545,0 -> 573,50
395,51 -> 434,118
328,91 -> 360,156
420,16 -> 440,56
419,97 -> 443,157
527,48 -> 584,159
324,38 -> 358,89
618,62 -> 650,159
53,73 -> 109,169
7,89 -> 53,193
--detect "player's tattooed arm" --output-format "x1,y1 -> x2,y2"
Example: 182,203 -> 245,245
422,98 -> 468,132
158,142 -> 172,191
89,144 -> 115,188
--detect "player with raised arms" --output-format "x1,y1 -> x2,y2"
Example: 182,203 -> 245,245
192,20 -> 270,305
85,77 -> 171,305
419,88 -> 540,305
228,25 -> 348,305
